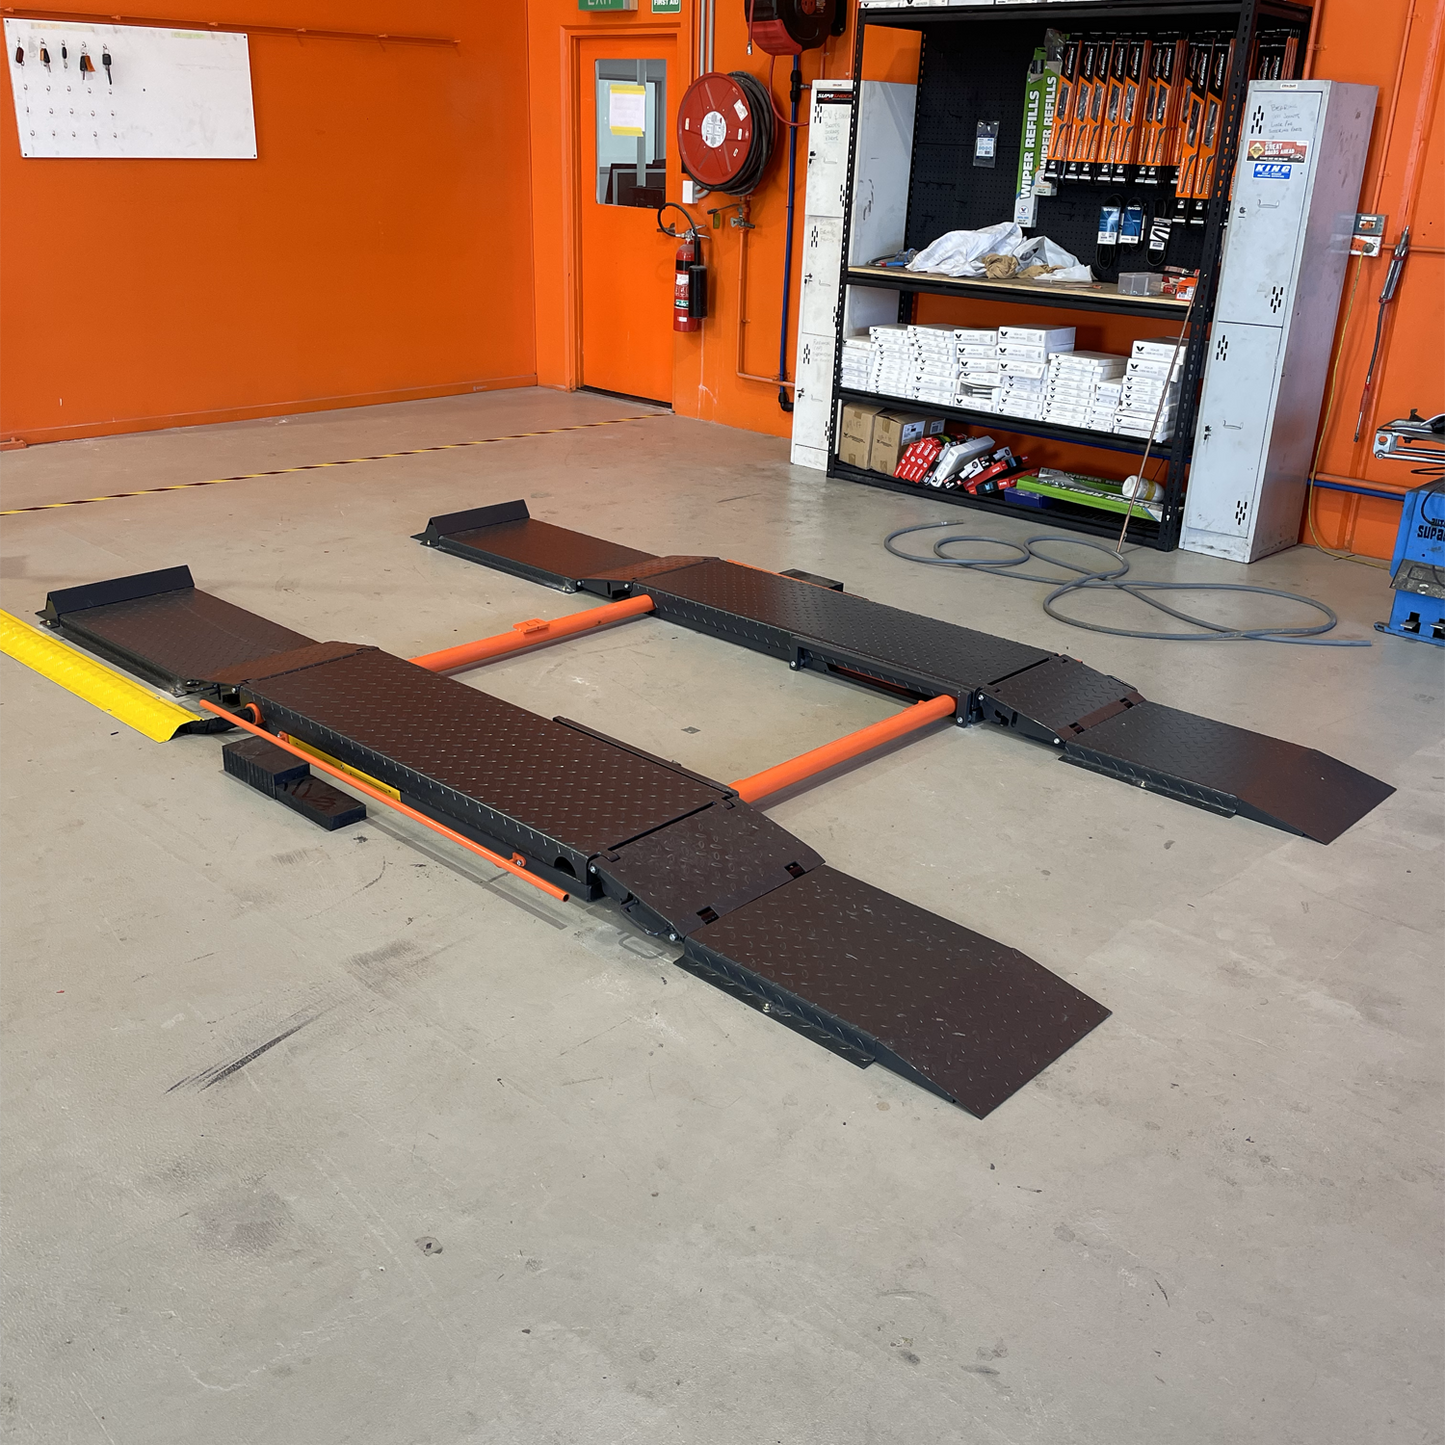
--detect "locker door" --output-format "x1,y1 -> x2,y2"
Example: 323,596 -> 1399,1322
803,86 -> 852,219
1182,322 -> 1281,539
1213,90 -> 1322,326
798,216 -> 843,336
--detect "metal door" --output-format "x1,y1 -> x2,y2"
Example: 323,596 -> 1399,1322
579,40 -> 676,404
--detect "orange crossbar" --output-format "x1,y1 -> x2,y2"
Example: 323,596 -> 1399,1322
198,699 -> 571,903
409,595 -> 656,673
731,693 -> 958,805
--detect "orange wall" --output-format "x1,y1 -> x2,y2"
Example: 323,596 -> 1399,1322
525,1 -> 916,439
1302,0 -> 1444,558
0,4 -> 536,444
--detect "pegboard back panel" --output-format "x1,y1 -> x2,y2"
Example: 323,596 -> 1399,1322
903,14 -> 1292,283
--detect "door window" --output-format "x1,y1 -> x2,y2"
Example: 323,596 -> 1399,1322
595,59 -> 667,208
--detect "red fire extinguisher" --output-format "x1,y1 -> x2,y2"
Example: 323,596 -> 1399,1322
660,204 -> 707,332
674,232 -> 707,333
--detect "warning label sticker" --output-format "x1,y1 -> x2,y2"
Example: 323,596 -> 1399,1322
1247,139 -> 1307,161
701,110 -> 727,149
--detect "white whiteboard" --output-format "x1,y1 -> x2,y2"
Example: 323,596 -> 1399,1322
4,19 -> 256,159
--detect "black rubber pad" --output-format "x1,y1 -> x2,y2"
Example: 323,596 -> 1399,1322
234,647 -> 726,875
635,559 -> 1054,695
980,655 -> 1144,743
1062,701 -> 1395,844
415,500 -> 655,592
594,798 -> 823,938
45,578 -> 314,695
685,865 -> 1110,1118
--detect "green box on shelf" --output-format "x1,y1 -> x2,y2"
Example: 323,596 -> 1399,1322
1014,472 -> 1161,522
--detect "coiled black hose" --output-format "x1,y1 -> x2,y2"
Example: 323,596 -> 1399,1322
704,71 -> 774,197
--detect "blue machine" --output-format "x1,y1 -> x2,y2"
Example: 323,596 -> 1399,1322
1376,479 -> 1445,646
1371,411 -> 1444,647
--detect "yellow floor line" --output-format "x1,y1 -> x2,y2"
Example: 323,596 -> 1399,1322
1,414 -> 666,516
0,610 -> 200,742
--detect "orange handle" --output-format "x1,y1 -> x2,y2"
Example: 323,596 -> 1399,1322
732,693 -> 957,805
198,698 -> 571,902
409,594 -> 655,673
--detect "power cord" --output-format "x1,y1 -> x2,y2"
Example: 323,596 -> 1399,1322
884,525 -> 1371,646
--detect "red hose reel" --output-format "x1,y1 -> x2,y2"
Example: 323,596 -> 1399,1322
677,72 -> 761,191
745,0 -> 841,57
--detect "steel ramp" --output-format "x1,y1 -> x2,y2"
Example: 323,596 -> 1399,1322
415,501 -> 1393,842
413,500 -> 658,593
1060,702 -> 1396,844
42,566 -> 314,695
684,866 -> 1111,1117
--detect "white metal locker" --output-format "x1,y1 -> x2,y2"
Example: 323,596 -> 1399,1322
1181,80 -> 1376,563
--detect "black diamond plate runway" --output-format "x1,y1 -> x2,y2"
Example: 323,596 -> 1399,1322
43,565 -> 1111,1116
43,567 -> 315,695
416,501 -> 1394,844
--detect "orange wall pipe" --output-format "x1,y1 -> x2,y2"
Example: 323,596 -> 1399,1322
732,693 -> 957,805
409,595 -> 656,673
2,9 -> 457,45
198,699 -> 571,902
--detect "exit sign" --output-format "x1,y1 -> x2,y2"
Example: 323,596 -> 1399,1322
577,0 -> 637,9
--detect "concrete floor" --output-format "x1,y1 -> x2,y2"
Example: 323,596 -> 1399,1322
1,388 -> 1440,1445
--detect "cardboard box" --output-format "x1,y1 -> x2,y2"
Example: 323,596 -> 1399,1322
838,434 -> 873,470
870,411 -> 944,474
840,400 -> 886,446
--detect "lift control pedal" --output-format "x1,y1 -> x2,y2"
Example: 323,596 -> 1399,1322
223,736 -> 367,831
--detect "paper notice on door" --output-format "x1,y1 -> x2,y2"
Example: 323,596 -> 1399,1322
608,83 -> 647,136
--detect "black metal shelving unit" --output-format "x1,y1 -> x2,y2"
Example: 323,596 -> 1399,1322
830,0 -> 1313,550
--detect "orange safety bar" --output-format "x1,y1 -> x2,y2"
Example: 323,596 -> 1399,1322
409,595 -> 655,673
731,693 -> 958,805
198,699 -> 571,903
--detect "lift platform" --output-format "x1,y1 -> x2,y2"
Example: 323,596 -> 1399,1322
416,501 -> 1393,846
38,565 -> 1109,1118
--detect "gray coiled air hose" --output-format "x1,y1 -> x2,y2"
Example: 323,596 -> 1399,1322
883,524 -> 1370,646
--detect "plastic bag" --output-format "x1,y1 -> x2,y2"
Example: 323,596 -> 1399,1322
909,224 -> 1082,279
908,222 -> 1022,277
1029,263 -> 1095,285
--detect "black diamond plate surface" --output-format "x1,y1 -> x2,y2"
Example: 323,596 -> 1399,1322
214,641 -> 371,687
240,648 -> 725,869
595,798 -> 823,938
55,588 -> 315,694
685,865 -> 1110,1117
578,555 -> 718,597
439,518 -> 656,592
1062,702 -> 1396,844
982,656 -> 1144,743
637,560 -> 1053,695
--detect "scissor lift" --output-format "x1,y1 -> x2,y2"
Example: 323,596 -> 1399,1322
24,502 -> 1391,1117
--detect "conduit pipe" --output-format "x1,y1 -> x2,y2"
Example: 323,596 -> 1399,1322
409,595 -> 655,673
198,700 -> 571,902
736,199 -> 797,391
732,694 -> 957,805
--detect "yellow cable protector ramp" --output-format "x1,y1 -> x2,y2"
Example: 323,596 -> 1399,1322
0,609 -> 200,742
